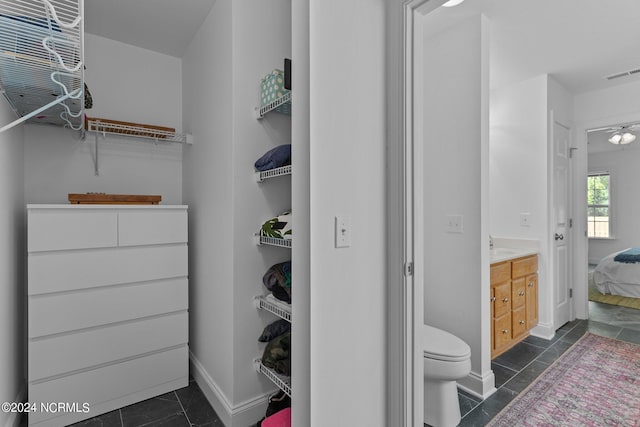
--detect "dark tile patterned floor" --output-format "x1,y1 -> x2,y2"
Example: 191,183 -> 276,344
454,301 -> 640,427
20,377 -> 223,427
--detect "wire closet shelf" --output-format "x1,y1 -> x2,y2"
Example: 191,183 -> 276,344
85,118 -> 191,144
0,0 -> 84,132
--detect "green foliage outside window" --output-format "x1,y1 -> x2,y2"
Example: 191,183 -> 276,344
587,173 -> 610,238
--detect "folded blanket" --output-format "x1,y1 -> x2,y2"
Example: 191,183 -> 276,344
614,247 -> 640,263
261,210 -> 292,240
258,319 -> 291,342
262,331 -> 291,376
255,144 -> 291,172
263,261 -> 292,303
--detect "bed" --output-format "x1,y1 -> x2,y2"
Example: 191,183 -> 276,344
593,248 -> 640,298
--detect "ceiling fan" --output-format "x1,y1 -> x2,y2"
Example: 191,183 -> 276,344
606,124 -> 640,145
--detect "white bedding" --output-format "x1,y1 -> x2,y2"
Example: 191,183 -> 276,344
593,249 -> 640,298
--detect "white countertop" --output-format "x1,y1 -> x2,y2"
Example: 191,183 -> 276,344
490,247 -> 538,264
490,237 -> 539,263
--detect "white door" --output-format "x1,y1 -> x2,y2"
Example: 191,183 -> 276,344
553,120 -> 572,327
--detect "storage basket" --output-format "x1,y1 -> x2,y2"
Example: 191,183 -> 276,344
260,69 -> 290,115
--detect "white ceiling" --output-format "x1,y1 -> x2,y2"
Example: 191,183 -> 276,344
84,0 -> 215,58
424,0 -> 640,94
85,0 -> 640,95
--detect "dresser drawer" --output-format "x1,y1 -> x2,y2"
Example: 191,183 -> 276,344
29,346 -> 188,425
29,312 -> 187,381
28,209 -> 118,252
512,255 -> 538,278
29,278 -> 188,338
490,261 -> 511,284
492,281 -> 511,317
118,209 -> 187,246
493,313 -> 512,350
28,245 -> 187,295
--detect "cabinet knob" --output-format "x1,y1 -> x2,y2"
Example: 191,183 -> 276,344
502,329 -> 509,334
519,320 -> 525,325
528,282 -> 534,287
502,298 -> 509,303
490,296 -> 496,302
519,291 -> 525,296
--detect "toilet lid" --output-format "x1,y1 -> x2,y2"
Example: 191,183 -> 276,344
423,325 -> 471,362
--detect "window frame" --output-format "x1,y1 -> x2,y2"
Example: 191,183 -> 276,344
587,171 -> 612,239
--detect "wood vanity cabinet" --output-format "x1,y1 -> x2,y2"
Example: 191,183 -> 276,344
490,254 -> 538,358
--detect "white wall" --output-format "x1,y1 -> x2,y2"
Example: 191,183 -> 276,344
588,146 -> 640,263
182,1 -> 291,425
490,75 -> 573,333
0,102 -> 25,427
303,0 -> 387,425
422,14 -> 491,397
24,33 -> 183,205
575,80 -> 640,264
573,79 -> 640,317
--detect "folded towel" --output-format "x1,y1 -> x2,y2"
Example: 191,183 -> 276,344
255,144 -> 291,172
614,247 -> 640,263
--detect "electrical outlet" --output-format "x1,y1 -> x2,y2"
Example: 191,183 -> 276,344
335,216 -> 351,248
446,214 -> 463,233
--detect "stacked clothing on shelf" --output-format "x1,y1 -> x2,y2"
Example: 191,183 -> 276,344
263,260 -> 292,303
261,210 -> 292,240
261,330 -> 291,376
254,144 -> 291,172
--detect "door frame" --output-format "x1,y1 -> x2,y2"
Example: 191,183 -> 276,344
386,1 -> 447,426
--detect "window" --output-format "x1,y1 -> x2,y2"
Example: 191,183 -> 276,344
587,172 -> 610,238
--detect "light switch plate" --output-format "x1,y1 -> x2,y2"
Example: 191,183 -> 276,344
335,216 -> 351,248
520,212 -> 531,227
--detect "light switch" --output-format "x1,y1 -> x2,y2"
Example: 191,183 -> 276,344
520,212 -> 531,227
335,216 -> 351,248
446,214 -> 463,233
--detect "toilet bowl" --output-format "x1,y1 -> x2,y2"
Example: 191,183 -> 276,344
423,324 -> 471,427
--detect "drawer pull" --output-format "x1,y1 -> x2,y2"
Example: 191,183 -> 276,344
519,291 -> 525,296
528,282 -> 534,287
502,298 -> 509,303
519,320 -> 525,325
491,297 -> 496,302
502,329 -> 509,334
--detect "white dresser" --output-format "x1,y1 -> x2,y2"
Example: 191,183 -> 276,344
26,205 -> 189,427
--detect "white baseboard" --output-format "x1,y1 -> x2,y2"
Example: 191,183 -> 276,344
531,322 -> 555,340
189,351 -> 270,427
457,369 -> 496,400
3,385 -> 25,427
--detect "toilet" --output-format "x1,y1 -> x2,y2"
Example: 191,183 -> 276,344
423,324 -> 471,427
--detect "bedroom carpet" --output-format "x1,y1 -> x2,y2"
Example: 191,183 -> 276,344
486,333 -> 640,426
589,273 -> 640,309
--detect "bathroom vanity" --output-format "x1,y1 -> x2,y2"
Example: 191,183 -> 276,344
490,250 -> 538,359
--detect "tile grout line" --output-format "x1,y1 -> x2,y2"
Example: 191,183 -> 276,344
174,390 -> 193,426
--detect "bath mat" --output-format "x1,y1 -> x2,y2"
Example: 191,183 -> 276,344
487,333 -> 640,426
589,273 -> 640,310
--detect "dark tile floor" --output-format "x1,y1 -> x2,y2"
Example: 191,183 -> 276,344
20,377 -> 223,427
455,301 -> 640,427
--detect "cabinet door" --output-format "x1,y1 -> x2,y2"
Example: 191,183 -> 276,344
493,313 -> 512,353
493,281 -> 511,318
526,273 -> 538,328
512,305 -> 527,339
511,277 -> 526,308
